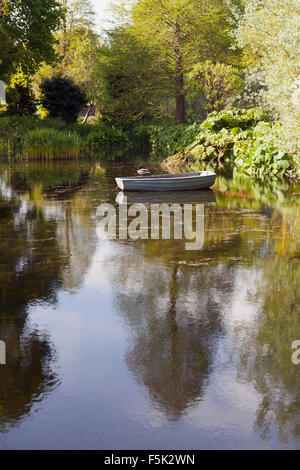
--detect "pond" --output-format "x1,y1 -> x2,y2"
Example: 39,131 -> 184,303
0,160 -> 299,449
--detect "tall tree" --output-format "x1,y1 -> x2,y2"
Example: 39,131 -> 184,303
0,0 -> 64,81
96,27 -> 169,126
59,0 -> 96,58
129,0 -> 240,122
234,0 -> 300,154
35,0 -> 99,117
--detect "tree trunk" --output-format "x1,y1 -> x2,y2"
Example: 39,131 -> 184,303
175,87 -> 185,123
174,22 -> 186,123
83,102 -> 93,124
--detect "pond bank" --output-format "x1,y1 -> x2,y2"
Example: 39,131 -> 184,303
0,115 -> 149,161
1,110 -> 299,184
160,109 -> 299,181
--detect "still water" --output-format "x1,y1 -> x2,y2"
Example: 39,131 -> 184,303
0,160 -> 299,449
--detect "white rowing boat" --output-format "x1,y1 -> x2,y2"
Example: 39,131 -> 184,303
115,171 -> 216,192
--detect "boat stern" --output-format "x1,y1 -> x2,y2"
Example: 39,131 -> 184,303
115,178 -> 124,190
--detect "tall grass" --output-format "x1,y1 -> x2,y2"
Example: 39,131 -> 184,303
0,115 -> 151,161
22,128 -> 82,160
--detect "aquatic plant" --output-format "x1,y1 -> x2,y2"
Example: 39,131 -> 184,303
22,128 -> 82,160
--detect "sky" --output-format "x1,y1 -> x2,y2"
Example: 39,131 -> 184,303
91,0 -> 114,31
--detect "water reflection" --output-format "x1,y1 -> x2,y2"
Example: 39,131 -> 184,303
0,162 -> 99,431
0,161 -> 299,447
107,176 -> 300,437
116,189 -> 216,205
113,253 -> 234,421
237,257 -> 300,443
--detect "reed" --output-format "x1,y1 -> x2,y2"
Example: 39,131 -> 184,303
22,128 -> 82,160
0,138 -> 5,159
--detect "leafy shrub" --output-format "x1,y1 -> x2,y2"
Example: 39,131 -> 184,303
85,124 -> 128,154
147,122 -> 202,158
162,109 -> 295,180
6,84 -> 37,116
233,123 -> 293,180
40,76 -> 87,123
128,124 -> 152,150
200,108 -> 270,132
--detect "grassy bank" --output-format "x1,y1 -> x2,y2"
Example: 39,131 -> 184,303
0,115 -> 149,161
1,111 -> 299,182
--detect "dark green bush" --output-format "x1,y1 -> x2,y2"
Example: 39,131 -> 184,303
40,76 -> 87,123
6,85 -> 37,116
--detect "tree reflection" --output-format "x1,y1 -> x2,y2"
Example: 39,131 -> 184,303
109,237 -> 238,420
111,186 -> 300,429
0,162 -> 98,430
0,322 -> 57,430
238,257 -> 300,443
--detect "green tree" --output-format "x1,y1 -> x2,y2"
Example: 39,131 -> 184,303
128,0 -> 241,122
96,27 -> 170,127
186,61 -> 242,116
59,0 -> 95,49
6,84 -> 37,116
234,0 -> 300,154
0,0 -> 64,81
35,0 -> 100,120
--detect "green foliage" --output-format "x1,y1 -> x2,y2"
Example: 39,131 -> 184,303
6,85 -> 37,116
234,0 -> 300,154
147,123 -> 202,158
0,0 -> 64,81
112,0 -> 241,123
0,115 -> 148,160
0,115 -> 85,159
0,137 -> 5,158
85,124 -> 128,154
40,75 -> 87,123
200,107 -> 270,131
96,27 -> 168,127
148,108 -> 269,159
233,123 -> 293,180
161,108 -> 295,180
186,61 -> 242,115
34,1 -> 100,104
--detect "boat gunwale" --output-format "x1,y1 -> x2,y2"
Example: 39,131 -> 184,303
116,171 -> 216,182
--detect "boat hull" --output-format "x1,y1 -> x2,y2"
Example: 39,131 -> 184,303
115,171 -> 216,192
